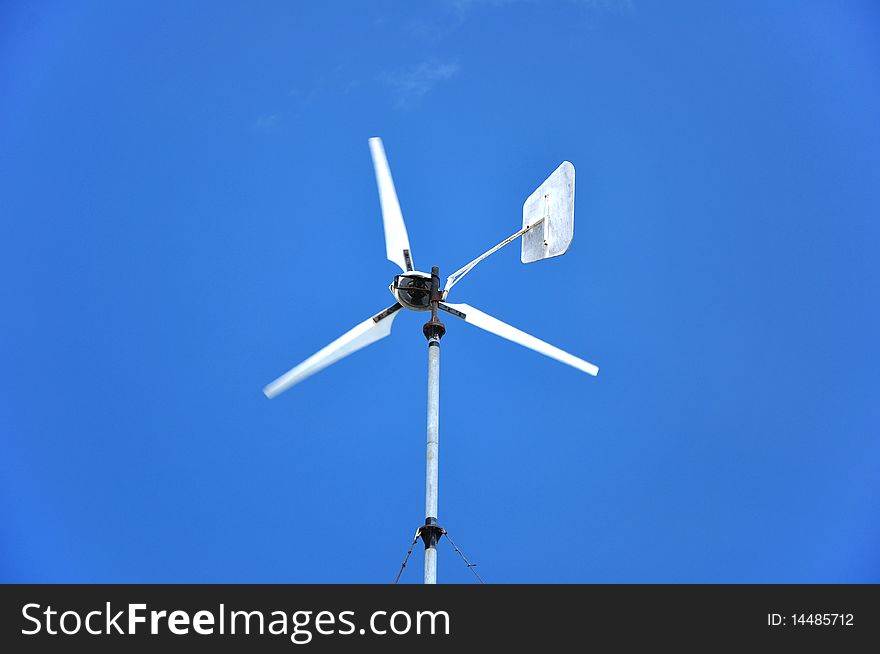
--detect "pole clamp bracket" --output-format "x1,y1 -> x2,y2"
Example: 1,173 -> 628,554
419,517 -> 445,550
423,265 -> 446,341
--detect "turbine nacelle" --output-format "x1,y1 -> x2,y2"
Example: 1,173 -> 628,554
390,271 -> 433,311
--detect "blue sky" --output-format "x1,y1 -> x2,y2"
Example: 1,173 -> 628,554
1,1 -> 878,583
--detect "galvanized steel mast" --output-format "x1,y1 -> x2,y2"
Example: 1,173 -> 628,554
421,266 -> 445,584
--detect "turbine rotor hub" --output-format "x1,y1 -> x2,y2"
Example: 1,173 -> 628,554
390,271 -> 433,311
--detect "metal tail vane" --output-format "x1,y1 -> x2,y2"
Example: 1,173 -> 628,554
263,137 -> 599,583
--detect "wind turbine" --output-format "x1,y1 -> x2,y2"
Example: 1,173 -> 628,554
264,137 -> 599,584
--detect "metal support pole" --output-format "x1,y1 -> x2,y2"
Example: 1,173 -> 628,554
424,337 -> 440,584
422,266 -> 445,585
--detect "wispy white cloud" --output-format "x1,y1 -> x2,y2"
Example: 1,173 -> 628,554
383,59 -> 459,109
450,0 -> 634,18
578,0 -> 635,12
450,0 -> 520,15
252,113 -> 281,131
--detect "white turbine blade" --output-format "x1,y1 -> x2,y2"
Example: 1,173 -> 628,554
440,302 -> 599,376
263,304 -> 403,398
369,137 -> 414,272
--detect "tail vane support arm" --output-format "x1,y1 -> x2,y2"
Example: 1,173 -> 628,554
442,218 -> 544,297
